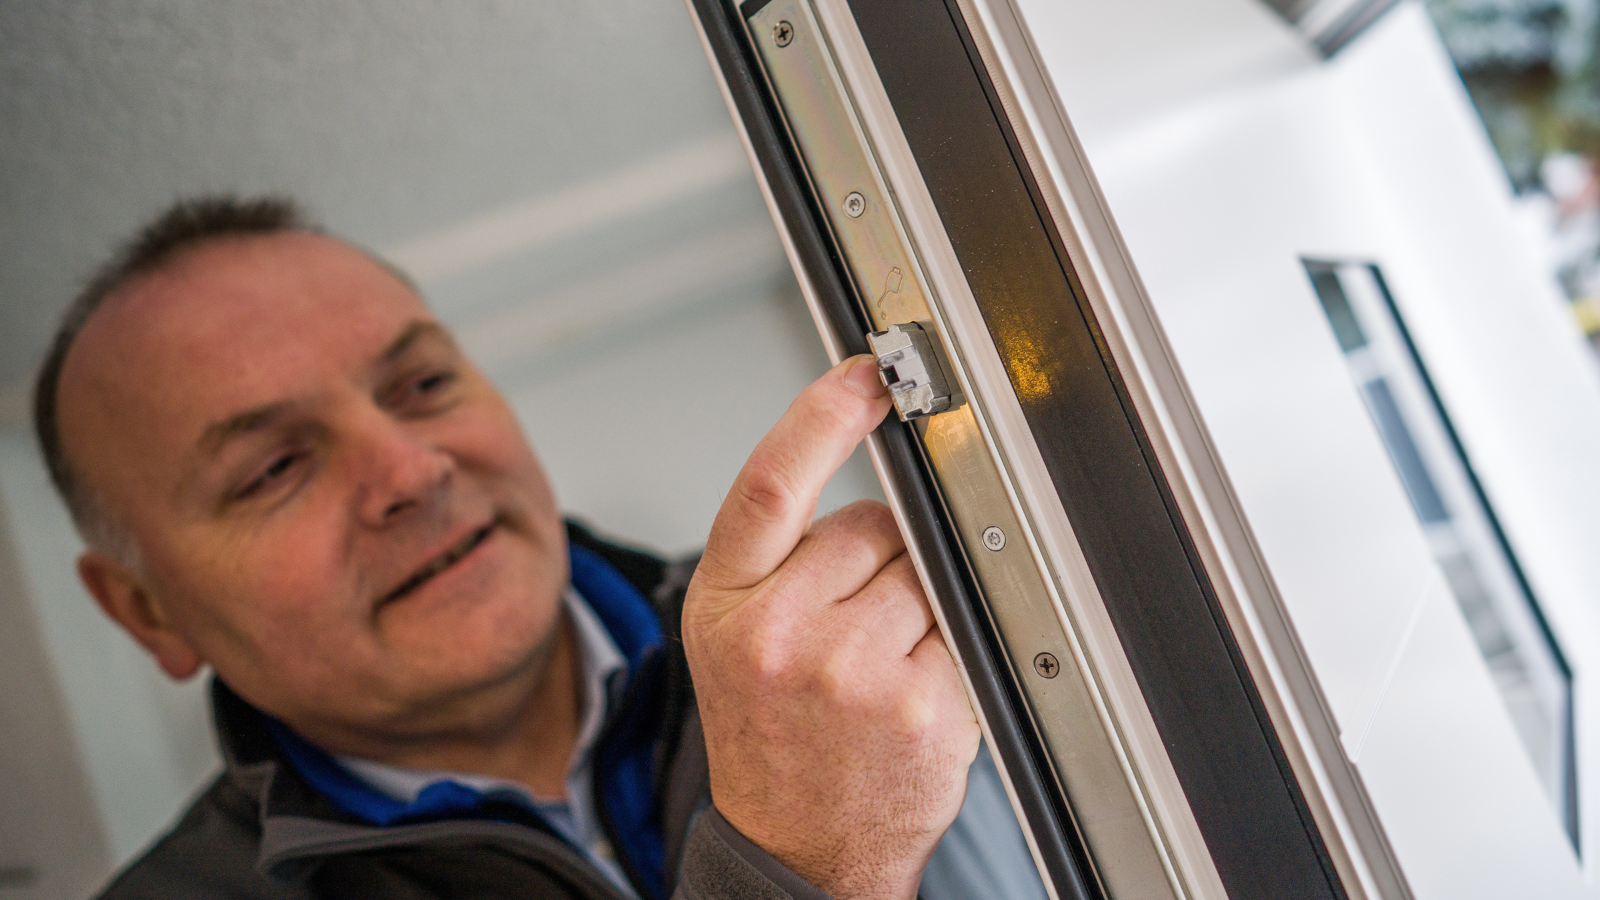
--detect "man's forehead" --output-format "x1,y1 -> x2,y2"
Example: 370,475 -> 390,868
109,232 -> 419,335
57,233 -> 436,489
69,233 -> 429,386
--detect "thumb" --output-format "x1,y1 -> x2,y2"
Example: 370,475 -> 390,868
696,354 -> 891,595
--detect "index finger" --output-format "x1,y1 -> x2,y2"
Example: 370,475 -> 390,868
698,354 -> 892,592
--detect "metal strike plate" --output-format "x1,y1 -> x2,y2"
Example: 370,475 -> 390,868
867,322 -> 958,420
735,5 -> 1189,899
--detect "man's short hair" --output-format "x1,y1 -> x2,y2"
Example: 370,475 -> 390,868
32,194 -> 314,560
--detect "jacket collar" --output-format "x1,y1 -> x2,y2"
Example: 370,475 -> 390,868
207,521 -> 678,884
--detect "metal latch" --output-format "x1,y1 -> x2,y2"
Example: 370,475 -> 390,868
867,322 -> 960,421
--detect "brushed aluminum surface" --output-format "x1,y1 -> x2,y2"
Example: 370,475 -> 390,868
741,2 -> 1184,897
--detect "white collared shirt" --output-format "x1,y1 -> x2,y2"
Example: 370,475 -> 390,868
336,587 -> 635,896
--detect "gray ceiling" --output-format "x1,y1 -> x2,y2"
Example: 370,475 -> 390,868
0,0 -> 754,403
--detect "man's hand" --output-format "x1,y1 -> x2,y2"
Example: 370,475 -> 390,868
683,355 -> 981,900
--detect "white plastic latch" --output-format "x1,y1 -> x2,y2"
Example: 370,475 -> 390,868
866,322 -> 960,421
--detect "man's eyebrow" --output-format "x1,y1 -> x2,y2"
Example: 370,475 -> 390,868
379,320 -> 451,365
193,322 -> 450,460
197,401 -> 296,458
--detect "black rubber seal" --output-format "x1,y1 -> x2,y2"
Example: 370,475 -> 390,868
688,1 -> 1101,898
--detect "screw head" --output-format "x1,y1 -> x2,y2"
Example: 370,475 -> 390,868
774,20 -> 794,47
1033,652 -> 1060,679
981,525 -> 1005,551
843,191 -> 866,218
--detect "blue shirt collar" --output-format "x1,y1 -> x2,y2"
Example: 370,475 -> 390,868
264,540 -> 665,829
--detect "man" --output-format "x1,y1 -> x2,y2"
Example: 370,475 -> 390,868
33,196 -> 1009,899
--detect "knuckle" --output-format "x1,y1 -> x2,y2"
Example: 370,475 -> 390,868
826,498 -> 897,537
808,503 -> 853,536
889,556 -> 925,595
828,614 -> 874,659
894,692 -> 941,737
805,507 -> 906,580
736,610 -> 803,685
851,498 -> 897,531
743,640 -> 792,685
815,650 -> 868,707
858,556 -> 921,608
733,462 -> 799,527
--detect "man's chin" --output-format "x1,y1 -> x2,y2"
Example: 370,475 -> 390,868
377,589 -> 565,706
360,527 -> 568,725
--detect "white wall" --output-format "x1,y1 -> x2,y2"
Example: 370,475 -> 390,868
0,1 -> 880,892
0,432 -> 221,873
0,496 -> 107,900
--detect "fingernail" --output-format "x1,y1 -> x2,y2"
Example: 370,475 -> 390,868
843,355 -> 888,399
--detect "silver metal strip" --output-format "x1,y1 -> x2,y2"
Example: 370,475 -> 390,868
742,1 -> 1186,897
678,6 -> 1060,897
682,5 -> 1076,897
948,0 -> 1411,897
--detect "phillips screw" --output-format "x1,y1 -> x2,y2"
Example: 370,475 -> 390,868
774,20 -> 794,46
1034,653 -> 1060,679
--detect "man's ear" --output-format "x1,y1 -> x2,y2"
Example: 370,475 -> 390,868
77,551 -> 203,680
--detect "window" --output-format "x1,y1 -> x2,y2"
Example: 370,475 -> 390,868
1306,260 -> 1578,846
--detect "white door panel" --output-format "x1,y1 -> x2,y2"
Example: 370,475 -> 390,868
1028,19 -> 1440,743
1017,0 -> 1600,893
1359,581 -> 1580,896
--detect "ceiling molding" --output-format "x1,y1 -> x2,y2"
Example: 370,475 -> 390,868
385,130 -> 750,285
0,134 -> 766,429
454,216 -> 787,378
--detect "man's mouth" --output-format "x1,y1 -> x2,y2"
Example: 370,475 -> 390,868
377,520 -> 498,607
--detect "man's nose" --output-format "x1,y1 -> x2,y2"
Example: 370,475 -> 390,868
350,413 -> 455,527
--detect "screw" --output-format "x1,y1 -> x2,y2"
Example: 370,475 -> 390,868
774,20 -> 794,46
981,525 -> 1005,551
843,191 -> 866,218
1034,652 -> 1060,679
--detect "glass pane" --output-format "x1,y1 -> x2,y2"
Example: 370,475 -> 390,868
1306,260 -> 1578,847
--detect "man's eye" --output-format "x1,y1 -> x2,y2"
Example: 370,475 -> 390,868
416,371 -> 454,393
236,453 -> 301,500
394,370 -> 458,410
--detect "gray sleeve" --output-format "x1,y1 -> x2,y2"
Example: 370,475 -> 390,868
672,808 -> 835,900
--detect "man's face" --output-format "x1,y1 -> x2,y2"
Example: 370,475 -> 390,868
57,233 -> 569,745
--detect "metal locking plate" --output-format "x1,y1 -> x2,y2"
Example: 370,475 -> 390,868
867,322 -> 958,420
